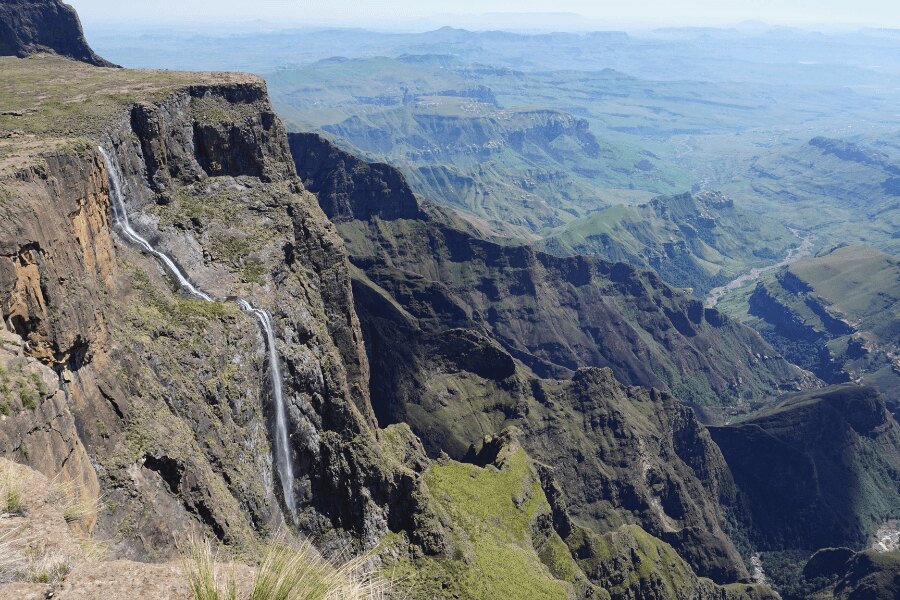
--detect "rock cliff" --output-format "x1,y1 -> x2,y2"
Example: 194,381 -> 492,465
710,384 -> 900,554
288,132 -> 813,583
0,0 -> 116,67
0,55 -> 444,561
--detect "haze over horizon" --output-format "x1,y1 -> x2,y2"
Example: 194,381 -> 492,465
67,0 -> 900,31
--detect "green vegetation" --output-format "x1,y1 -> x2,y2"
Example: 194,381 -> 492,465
318,102 -> 687,234
384,443 -> 591,599
539,191 -> 798,294
722,138 -> 900,255
710,384 -> 900,563
0,55 -> 258,140
0,364 -> 46,413
148,182 -> 288,285
1,463 -> 24,516
718,245 -> 899,397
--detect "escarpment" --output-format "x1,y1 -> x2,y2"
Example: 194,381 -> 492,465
291,132 -> 812,413
290,131 -> 800,584
0,55 -> 446,558
0,0 -> 117,67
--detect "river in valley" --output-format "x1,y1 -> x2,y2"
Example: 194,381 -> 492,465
705,232 -> 815,308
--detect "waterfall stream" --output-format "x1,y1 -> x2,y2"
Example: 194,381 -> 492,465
98,146 -> 297,518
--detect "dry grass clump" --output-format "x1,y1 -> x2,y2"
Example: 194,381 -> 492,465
182,534 -> 388,600
1,462 -> 24,516
0,463 -> 104,588
50,476 -> 103,527
0,527 -> 24,584
23,541 -> 71,585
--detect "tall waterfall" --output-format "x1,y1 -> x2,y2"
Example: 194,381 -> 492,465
98,146 -> 297,518
237,300 -> 296,517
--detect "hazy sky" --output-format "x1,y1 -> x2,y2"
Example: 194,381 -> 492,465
67,0 -> 900,29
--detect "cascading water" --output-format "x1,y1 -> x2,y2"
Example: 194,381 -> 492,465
98,146 -> 297,518
99,148 -> 212,302
237,300 -> 296,517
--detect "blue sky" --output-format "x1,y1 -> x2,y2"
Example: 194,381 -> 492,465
67,0 -> 900,29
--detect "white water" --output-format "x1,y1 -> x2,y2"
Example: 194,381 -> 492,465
237,300 -> 296,517
98,146 -> 297,518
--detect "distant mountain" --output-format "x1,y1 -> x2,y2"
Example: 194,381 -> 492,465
725,137 -> 900,254
0,0 -> 116,67
538,190 -> 799,294
321,101 -> 683,234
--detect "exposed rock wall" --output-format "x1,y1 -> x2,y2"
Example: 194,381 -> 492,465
287,134 -> 779,581
289,132 -> 424,222
709,384 -> 900,552
0,0 -> 116,67
0,75 -> 442,558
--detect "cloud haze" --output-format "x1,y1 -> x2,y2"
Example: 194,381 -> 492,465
67,0 -> 900,29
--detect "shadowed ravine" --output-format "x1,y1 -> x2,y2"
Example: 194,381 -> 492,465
98,146 -> 297,518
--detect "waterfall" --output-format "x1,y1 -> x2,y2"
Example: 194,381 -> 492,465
98,146 -> 297,518
237,300 -> 296,517
98,148 -> 212,302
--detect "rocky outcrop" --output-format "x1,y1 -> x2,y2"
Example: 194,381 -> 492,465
0,0 -> 116,67
289,132 -> 424,222
523,368 -> 748,583
290,133 -> 812,412
0,56 -> 446,561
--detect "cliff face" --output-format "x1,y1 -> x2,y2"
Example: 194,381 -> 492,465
292,134 -> 812,414
0,0 -> 116,67
289,132 -> 794,582
289,132 -> 424,222
710,384 -> 900,553
0,55 -> 444,558
538,190 -> 798,295
744,246 -> 899,400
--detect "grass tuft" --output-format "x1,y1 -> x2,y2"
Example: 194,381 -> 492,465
182,533 -> 388,600
51,477 -> 102,527
0,527 -> 24,584
1,463 -> 25,516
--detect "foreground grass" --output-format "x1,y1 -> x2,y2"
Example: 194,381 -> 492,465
182,535 -> 387,600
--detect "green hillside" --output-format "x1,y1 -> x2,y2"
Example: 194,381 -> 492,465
321,100 -> 687,234
723,137 -> 900,254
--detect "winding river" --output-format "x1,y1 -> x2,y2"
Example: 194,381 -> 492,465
705,232 -> 815,308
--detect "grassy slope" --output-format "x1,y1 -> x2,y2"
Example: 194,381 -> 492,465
384,442 -> 593,599
383,435 -> 775,600
0,55 -> 257,142
722,138 -> 900,254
